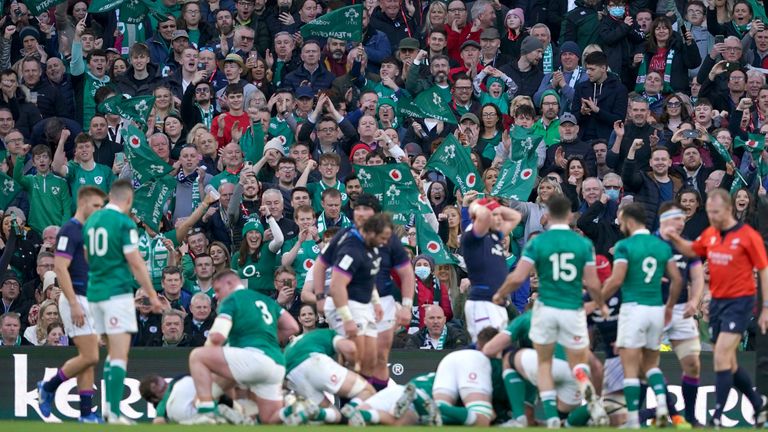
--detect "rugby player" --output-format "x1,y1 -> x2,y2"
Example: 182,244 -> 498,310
83,180 -> 166,425
37,186 -> 107,423
602,203 -> 683,428
494,194 -> 607,427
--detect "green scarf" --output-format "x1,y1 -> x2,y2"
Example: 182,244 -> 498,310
733,22 -> 751,37
634,49 -> 675,94
543,43 -> 553,74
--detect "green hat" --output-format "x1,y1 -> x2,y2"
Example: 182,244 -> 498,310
539,89 -> 561,108
242,219 -> 264,236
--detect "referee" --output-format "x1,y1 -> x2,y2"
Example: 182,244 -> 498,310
664,189 -> 768,427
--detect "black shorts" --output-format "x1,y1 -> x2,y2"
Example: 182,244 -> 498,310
708,296 -> 755,343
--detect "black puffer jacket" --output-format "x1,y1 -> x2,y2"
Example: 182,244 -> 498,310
572,73 -> 628,141
622,158 -> 685,231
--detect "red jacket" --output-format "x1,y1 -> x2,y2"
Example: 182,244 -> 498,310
415,278 -> 453,327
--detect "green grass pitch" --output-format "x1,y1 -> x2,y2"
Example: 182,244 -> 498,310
0,421 -> 724,431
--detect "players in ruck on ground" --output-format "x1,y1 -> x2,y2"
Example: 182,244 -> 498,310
494,194 -> 607,428
461,195 -> 521,342
83,179 -> 166,425
431,328 -> 500,426
602,203 -> 683,428
188,270 -> 299,424
37,186 -> 107,423
313,194 -> 412,389
139,374 -> 247,424
281,328 -> 375,425
665,189 -> 768,427
656,202 -> 704,426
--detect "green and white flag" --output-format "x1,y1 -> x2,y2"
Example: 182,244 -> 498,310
425,134 -> 484,194
508,125 -> 543,161
0,171 -> 20,210
98,95 -> 155,126
23,0 -> 66,16
132,175 -> 175,232
355,163 -> 421,225
415,214 -> 456,265
734,133 -> 766,154
121,124 -> 173,184
89,0 -> 152,22
398,87 -> 457,124
491,158 -> 538,201
89,0 -> 127,12
300,4 -> 363,42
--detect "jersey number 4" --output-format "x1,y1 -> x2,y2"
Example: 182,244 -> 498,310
87,228 -> 108,257
549,253 -> 577,282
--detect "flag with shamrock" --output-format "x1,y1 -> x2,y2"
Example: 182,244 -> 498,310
398,86 -> 457,124
355,163 -> 421,225
425,134 -> 484,194
0,171 -> 20,210
491,158 -> 538,201
415,213 -> 457,264
132,175 -> 175,232
121,124 -> 173,185
300,4 -> 363,42
98,95 -> 155,127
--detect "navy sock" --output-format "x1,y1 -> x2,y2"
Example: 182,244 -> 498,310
681,375 -> 699,424
667,389 -> 679,416
639,407 -> 655,422
638,382 -> 648,411
368,377 -> 388,392
713,371 -> 733,422
733,367 -> 761,411
43,369 -> 67,393
79,390 -> 94,418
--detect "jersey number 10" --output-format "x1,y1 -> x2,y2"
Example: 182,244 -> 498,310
87,228 -> 109,257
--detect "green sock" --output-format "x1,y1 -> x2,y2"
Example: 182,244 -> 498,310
646,368 -> 668,409
413,388 -> 429,417
281,405 -> 293,418
102,359 -> 111,415
107,360 -> 126,417
624,378 -> 641,414
315,408 -> 326,421
540,390 -> 558,421
503,369 -> 526,418
358,409 -> 379,424
566,405 -> 591,426
196,400 -> 217,414
437,401 -> 472,425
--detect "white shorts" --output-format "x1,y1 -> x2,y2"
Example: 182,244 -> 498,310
376,295 -> 397,332
663,303 -> 699,341
90,294 -> 137,335
59,294 -> 96,337
616,303 -> 665,350
518,349 -> 581,406
464,300 -> 508,343
325,298 -> 378,338
362,384 -> 405,413
222,347 -> 285,401
529,301 -> 589,349
433,350 -> 492,401
602,357 -> 625,396
165,376 -> 223,423
286,353 -> 349,404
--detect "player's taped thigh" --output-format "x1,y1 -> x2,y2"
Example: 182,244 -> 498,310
466,401 -> 494,419
603,394 -> 627,416
673,338 -> 701,360
348,376 -> 368,397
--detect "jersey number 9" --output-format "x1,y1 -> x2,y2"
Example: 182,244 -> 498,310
641,257 -> 657,283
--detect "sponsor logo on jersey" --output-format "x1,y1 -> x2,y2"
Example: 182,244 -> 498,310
468,372 -> 477,382
303,259 -> 314,271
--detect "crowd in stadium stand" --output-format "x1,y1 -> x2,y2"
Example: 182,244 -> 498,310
0,0 -> 766,355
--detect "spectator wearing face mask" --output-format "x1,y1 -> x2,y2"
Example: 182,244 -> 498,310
576,176 -> 622,259
410,255 -> 453,332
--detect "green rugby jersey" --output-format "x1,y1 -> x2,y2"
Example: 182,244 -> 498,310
613,229 -> 673,306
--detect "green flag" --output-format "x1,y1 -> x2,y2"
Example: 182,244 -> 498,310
709,137 -> 734,164
398,87 -> 457,124
491,158 -> 538,201
425,134 -> 484,194
119,0 -> 151,24
23,0 -> 66,16
239,124 -> 266,163
98,95 -> 155,126
132,176 -> 175,232
508,125 -> 543,161
121,124 -> 173,184
734,133 -> 766,154
355,163 -> 421,225
0,171 -> 20,210
300,4 -> 363,42
415,213 -> 457,265
88,0 -> 125,12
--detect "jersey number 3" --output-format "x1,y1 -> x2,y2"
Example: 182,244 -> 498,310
255,300 -> 274,325
87,227 -> 108,257
549,253 -> 577,282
